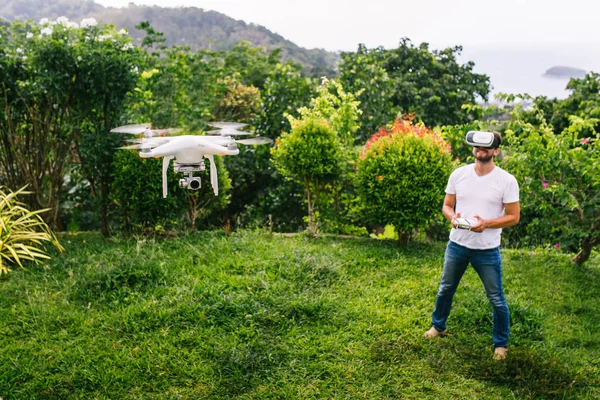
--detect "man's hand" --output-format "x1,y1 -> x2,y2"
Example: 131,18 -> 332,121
470,215 -> 488,232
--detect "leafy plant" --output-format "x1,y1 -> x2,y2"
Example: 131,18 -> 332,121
504,108 -> 599,264
0,17 -> 140,233
357,117 -> 454,244
0,186 -> 64,274
271,117 -> 346,236
339,39 -> 491,142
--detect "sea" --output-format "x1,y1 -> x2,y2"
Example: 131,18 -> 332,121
458,44 -> 600,100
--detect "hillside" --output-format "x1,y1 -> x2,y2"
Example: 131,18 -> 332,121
0,0 -> 339,77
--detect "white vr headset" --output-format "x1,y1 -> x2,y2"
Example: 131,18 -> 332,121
465,131 -> 500,149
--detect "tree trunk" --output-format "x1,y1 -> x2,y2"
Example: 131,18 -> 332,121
100,183 -> 109,237
571,237 -> 598,265
398,231 -> 410,245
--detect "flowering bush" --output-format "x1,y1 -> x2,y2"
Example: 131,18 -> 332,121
504,110 -> 599,264
357,118 -> 454,243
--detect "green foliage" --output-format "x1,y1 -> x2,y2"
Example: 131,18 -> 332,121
272,117 -> 345,187
212,74 -> 261,123
339,45 -> 397,142
503,108 -> 599,264
527,73 -> 600,136
292,77 -> 362,146
0,18 -> 140,234
126,47 -> 222,131
357,119 -> 454,243
110,150 -> 231,233
255,62 -> 315,139
340,39 -> 491,141
221,41 -> 279,89
1,231 -> 599,398
0,186 -> 64,274
271,118 -> 346,235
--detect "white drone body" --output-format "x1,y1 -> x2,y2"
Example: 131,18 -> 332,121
111,122 -> 271,198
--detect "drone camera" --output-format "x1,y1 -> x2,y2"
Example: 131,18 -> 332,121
188,177 -> 201,190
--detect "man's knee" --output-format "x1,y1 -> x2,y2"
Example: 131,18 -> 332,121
486,292 -> 508,309
438,282 -> 458,296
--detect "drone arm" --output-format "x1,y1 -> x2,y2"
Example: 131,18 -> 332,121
206,154 -> 219,196
162,155 -> 174,198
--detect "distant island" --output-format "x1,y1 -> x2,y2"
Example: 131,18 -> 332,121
543,66 -> 587,79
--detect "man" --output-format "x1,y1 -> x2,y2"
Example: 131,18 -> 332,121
424,131 -> 520,361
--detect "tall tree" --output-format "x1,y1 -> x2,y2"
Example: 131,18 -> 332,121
340,39 -> 491,142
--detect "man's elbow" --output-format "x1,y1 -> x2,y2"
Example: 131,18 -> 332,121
510,214 -> 520,226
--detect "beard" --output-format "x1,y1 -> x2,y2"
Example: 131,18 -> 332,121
475,153 -> 494,163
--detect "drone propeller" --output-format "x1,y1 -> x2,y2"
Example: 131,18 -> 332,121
206,122 -> 248,130
207,128 -> 253,136
118,143 -> 147,150
236,137 -> 273,145
110,123 -> 182,137
110,123 -> 152,134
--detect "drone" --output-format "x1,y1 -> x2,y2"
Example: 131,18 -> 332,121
110,122 -> 272,198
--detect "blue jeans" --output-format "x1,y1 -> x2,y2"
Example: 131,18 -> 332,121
431,241 -> 510,348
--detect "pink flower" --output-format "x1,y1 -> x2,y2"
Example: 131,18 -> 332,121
554,243 -> 561,249
543,182 -> 548,188
581,138 -> 590,144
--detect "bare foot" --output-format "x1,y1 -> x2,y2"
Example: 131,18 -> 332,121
493,347 -> 507,360
423,327 -> 446,338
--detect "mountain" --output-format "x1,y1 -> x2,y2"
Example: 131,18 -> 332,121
0,0 -> 339,77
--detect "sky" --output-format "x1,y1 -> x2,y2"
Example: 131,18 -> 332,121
93,0 -> 600,98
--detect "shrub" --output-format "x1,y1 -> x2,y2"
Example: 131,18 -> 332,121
271,117 -> 346,235
0,186 -> 64,274
357,118 -> 454,244
504,112 -> 599,264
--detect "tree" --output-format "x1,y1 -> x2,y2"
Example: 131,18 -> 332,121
339,39 -> 491,141
339,45 -> 396,143
271,117 -> 346,236
0,18 -> 139,233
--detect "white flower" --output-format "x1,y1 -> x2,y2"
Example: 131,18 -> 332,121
67,22 -> 79,29
22,56 -> 28,61
16,48 -> 24,54
121,43 -> 134,51
39,18 -> 49,25
26,32 -> 34,39
77,56 -> 83,61
40,27 -> 53,36
98,34 -> 112,42
131,66 -> 139,73
85,35 -> 90,41
80,18 -> 98,28
118,29 -> 128,35
56,16 -> 69,26
53,104 -> 58,110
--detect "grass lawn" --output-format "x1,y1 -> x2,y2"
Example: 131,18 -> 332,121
1,230 -> 599,399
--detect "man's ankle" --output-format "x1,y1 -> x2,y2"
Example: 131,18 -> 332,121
423,326 -> 445,338
493,347 -> 507,360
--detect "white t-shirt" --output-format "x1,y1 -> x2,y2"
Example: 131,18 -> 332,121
446,164 -> 519,249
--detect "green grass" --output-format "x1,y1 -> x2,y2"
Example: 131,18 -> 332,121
1,230 -> 599,399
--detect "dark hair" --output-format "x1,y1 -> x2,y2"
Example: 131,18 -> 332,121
491,131 -> 502,148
